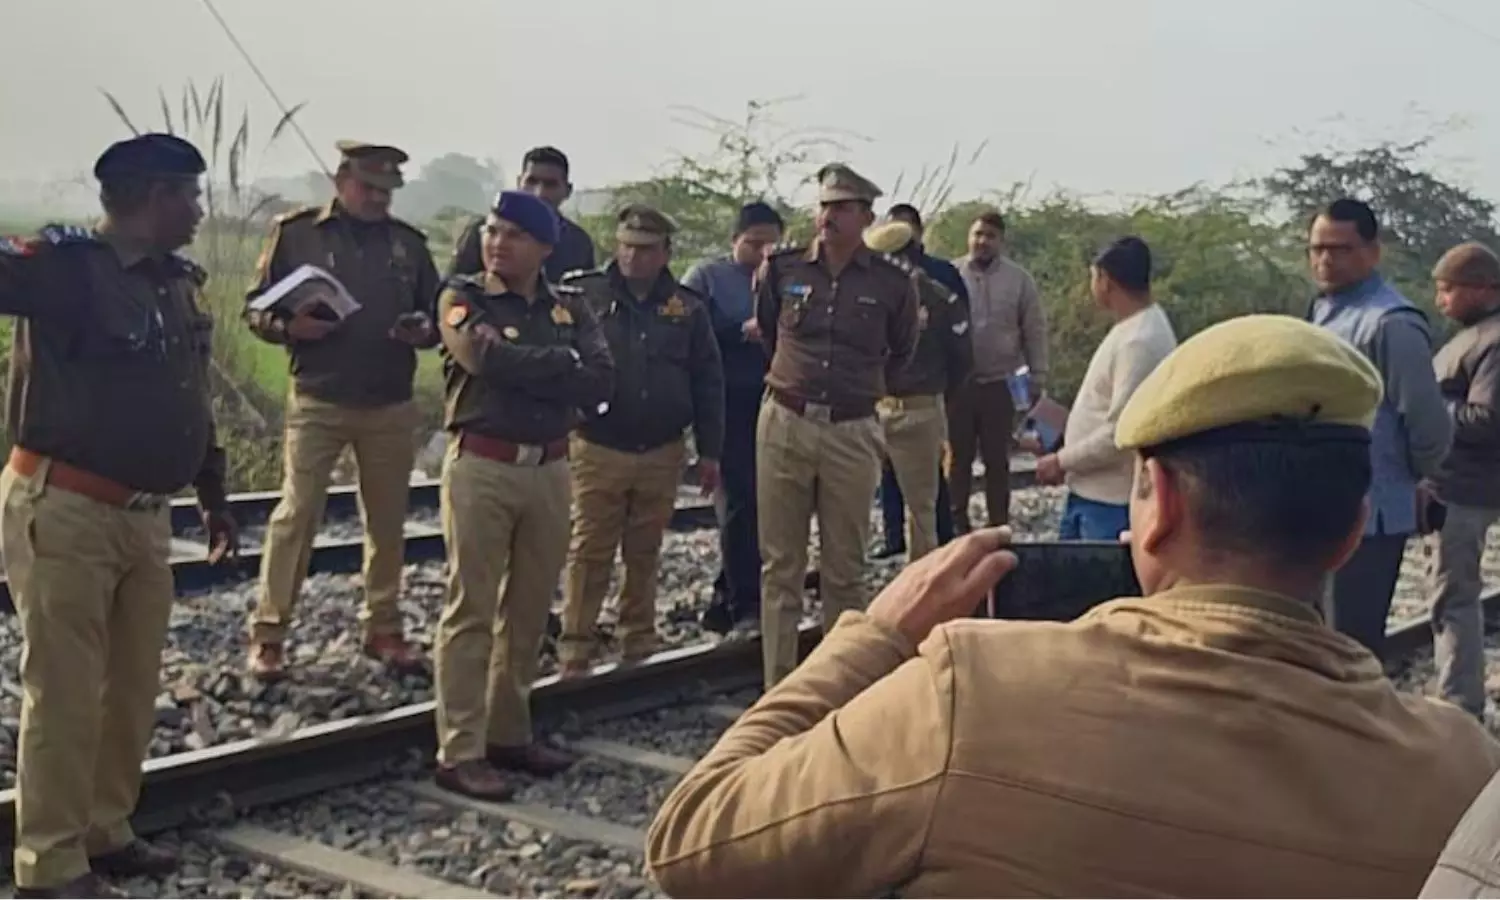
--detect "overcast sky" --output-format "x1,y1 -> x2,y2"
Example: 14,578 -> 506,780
5,0 -> 1500,205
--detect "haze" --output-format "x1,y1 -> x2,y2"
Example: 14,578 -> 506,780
3,0 -> 1499,213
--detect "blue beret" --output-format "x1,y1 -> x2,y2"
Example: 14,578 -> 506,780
492,190 -> 559,246
94,133 -> 207,182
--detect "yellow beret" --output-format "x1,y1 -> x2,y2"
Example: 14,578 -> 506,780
1115,314 -> 1383,451
863,220 -> 913,255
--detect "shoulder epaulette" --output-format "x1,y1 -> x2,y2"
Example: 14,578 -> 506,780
876,251 -> 913,274
0,236 -> 37,257
554,282 -> 586,296
768,242 -> 807,259
559,267 -> 605,284
442,273 -> 485,293
274,205 -> 320,225
675,280 -> 706,301
169,253 -> 209,287
38,223 -> 95,246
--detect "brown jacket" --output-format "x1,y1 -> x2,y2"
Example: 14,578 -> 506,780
437,272 -> 614,444
0,226 -> 227,508
244,201 -> 441,408
888,261 -> 973,398
1423,766 -> 1500,897
1433,307 -> 1500,507
647,586 -> 1500,898
755,241 -> 920,413
562,263 -> 725,458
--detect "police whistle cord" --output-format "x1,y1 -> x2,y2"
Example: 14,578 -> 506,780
196,0 -> 333,181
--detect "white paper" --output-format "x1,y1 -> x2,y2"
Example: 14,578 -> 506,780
247,264 -> 362,321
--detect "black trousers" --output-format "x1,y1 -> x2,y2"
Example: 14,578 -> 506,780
1330,532 -> 1410,664
713,382 -> 763,622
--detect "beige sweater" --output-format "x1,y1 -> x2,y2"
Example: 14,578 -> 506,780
1058,303 -> 1177,504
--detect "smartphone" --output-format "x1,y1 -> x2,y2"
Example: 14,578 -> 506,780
981,540 -> 1140,622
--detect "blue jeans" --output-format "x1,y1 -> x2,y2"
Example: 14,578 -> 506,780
879,461 -> 954,550
1058,492 -> 1130,541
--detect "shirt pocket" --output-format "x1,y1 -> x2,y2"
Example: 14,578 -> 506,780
841,297 -> 887,357
74,299 -> 164,363
651,316 -> 692,364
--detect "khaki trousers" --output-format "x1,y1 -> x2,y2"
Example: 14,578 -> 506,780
558,437 -> 686,666
250,390 -> 417,644
878,394 -> 947,561
0,464 -> 172,889
757,397 -> 884,689
434,438 -> 571,764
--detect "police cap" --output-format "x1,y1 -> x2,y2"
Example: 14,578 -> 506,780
1115,314 -> 1382,454
816,163 -> 882,204
336,140 -> 409,190
615,204 -> 677,246
93,133 -> 207,183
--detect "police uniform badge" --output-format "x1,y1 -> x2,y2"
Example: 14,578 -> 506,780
662,294 -> 687,318
445,302 -> 470,328
502,325 -> 520,340
551,304 -> 574,326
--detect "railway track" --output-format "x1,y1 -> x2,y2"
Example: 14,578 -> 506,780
0,590 -> 1484,898
0,460 -> 1038,612
0,460 -> 1483,897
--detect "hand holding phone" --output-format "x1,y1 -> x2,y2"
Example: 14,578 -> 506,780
982,541 -> 1140,622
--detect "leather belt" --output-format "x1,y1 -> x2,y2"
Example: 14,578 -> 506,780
878,393 -> 941,412
769,387 -> 874,424
8,448 -> 169,512
458,432 -> 568,466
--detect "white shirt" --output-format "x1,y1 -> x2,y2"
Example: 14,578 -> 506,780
1057,303 -> 1177,505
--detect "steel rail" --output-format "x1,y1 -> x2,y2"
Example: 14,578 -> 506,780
0,586 -> 1478,853
0,625 -> 823,848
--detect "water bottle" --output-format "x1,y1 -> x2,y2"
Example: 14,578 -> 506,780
1006,365 -> 1032,412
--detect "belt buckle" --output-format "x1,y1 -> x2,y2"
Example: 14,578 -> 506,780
514,443 -> 544,466
804,402 -> 833,424
124,492 -> 165,512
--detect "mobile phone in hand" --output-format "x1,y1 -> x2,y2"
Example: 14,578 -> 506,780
980,540 -> 1140,622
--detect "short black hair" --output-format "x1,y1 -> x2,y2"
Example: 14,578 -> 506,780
99,176 -> 162,217
522,146 -> 570,179
734,201 -> 784,236
1142,440 -> 1371,569
1315,197 -> 1379,242
1094,236 -> 1152,293
887,203 -> 922,230
972,209 -> 1005,233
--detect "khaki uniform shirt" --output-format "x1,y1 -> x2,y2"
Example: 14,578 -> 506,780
245,201 -> 441,408
436,273 -> 613,444
755,242 -> 920,412
563,264 -> 725,459
0,226 -> 227,508
647,586 -> 1500,898
1423,767 -> 1500,897
888,263 -> 972,398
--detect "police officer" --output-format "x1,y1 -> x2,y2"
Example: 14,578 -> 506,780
754,163 -> 920,689
242,141 -> 441,679
446,146 -> 597,283
0,134 -> 238,898
556,205 -> 724,676
432,191 -> 614,800
865,219 -> 972,561
647,315 -> 1500,898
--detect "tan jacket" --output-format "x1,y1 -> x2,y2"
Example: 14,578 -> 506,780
1422,768 -> 1500,897
647,586 -> 1500,898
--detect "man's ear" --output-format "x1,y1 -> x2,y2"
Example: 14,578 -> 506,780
1137,457 -> 1183,556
